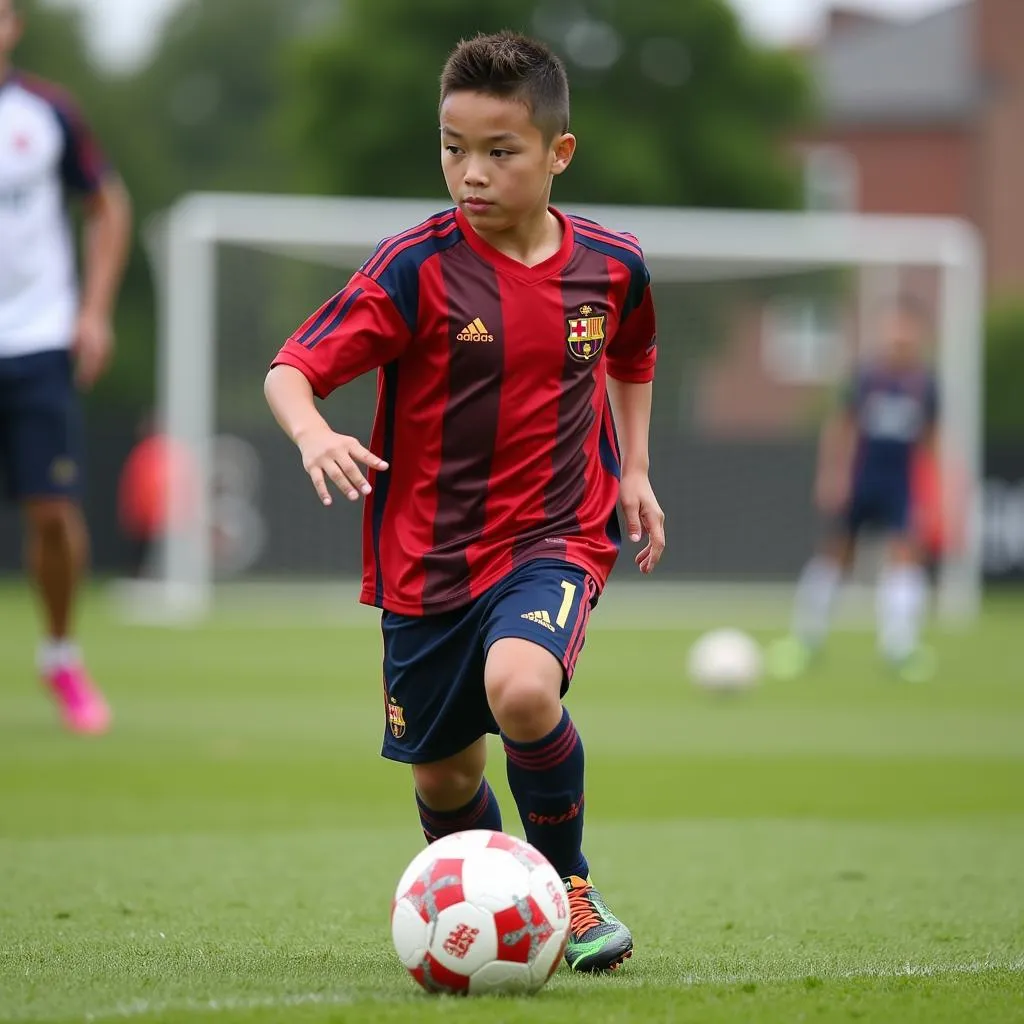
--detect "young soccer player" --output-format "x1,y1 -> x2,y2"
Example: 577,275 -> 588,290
0,0 -> 131,732
769,296 -> 938,683
266,31 -> 665,972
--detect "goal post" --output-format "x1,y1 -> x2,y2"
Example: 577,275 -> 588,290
143,192 -> 984,625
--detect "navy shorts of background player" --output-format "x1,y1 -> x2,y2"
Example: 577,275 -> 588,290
381,559 -> 597,764
0,349 -> 83,501
841,366 -> 937,538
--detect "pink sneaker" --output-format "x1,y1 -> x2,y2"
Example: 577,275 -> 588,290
43,664 -> 111,734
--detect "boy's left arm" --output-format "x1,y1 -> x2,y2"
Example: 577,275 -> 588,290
607,377 -> 665,574
606,267 -> 664,574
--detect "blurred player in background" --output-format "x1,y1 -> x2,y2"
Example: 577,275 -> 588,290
0,0 -> 131,732
266,32 -> 664,972
769,296 -> 938,683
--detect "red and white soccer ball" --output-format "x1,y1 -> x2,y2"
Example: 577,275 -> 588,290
391,829 -> 570,996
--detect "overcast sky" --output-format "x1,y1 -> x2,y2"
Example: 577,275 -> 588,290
50,0 -> 961,70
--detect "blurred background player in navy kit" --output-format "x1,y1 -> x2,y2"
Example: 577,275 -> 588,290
770,295 -> 939,683
0,0 -> 131,732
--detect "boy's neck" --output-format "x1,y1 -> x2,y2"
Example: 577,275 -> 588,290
474,203 -> 562,268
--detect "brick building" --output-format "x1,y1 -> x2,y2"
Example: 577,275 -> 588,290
800,0 -> 1024,294
695,0 -> 1022,435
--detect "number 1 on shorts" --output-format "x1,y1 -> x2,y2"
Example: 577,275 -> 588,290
556,580 -> 577,629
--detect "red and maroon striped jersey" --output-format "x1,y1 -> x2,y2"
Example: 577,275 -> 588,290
272,206 -> 657,615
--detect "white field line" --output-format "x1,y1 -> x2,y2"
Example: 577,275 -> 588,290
81,992 -> 354,1022
4,957 -> 1021,1023
674,956 -> 1024,988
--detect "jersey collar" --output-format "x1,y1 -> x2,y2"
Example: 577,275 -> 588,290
454,206 -> 575,284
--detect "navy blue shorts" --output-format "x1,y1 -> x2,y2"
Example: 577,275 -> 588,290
841,479 -> 911,536
0,349 -> 83,502
380,559 -> 599,764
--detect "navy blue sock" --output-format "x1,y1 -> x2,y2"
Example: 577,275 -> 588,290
503,707 -> 588,879
416,778 -> 502,844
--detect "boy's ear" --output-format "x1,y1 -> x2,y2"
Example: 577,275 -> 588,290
551,132 -> 576,176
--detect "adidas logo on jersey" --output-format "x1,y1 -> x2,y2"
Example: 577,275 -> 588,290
457,317 -> 494,342
520,610 -> 556,632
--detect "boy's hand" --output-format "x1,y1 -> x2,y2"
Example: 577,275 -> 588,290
295,424 -> 389,505
620,471 -> 666,575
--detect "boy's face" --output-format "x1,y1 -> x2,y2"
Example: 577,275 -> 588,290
0,0 -> 22,64
440,90 -> 574,234
880,308 -> 925,369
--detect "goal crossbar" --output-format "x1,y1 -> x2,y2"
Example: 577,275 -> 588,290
150,192 -> 984,623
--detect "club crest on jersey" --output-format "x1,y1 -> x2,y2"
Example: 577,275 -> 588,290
387,697 -> 406,739
566,305 -> 606,361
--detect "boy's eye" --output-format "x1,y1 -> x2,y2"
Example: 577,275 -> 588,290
444,145 -> 462,155
491,149 -> 511,158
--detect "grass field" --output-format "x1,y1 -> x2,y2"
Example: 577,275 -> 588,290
1,583 -> 1023,1023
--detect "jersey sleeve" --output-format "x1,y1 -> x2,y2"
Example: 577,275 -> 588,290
605,258 -> 657,384
271,273 -> 412,398
52,91 -> 110,195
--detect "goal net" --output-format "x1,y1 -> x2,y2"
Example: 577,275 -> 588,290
139,193 -> 983,626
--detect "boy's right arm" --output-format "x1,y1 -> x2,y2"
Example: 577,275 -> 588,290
264,364 -> 388,506
814,410 -> 856,514
814,374 -> 860,513
266,272 -> 411,505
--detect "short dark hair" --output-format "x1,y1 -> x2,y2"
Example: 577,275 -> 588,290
439,31 -> 570,140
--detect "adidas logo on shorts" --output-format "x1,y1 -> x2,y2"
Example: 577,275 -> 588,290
521,610 -> 556,632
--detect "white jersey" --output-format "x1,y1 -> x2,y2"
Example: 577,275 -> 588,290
0,72 -> 108,358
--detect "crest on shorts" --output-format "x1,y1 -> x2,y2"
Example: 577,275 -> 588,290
387,697 -> 406,739
49,457 -> 78,486
566,304 -> 606,362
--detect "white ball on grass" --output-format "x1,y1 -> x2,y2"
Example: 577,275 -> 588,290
688,628 -> 763,692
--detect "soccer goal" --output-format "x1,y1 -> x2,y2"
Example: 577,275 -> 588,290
139,192 -> 983,626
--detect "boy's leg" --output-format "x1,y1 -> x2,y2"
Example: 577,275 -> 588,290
877,556 -> 928,661
380,609 -> 502,843
791,551 -> 844,649
769,528 -> 852,680
877,504 -> 931,680
487,638 -> 585,878
482,562 -> 631,972
411,737 -> 503,842
9,352 -> 108,734
24,498 -> 87,644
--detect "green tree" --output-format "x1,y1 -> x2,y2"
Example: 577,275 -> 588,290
283,0 -> 812,208
985,299 -> 1024,440
9,0 -> 97,99
133,0 -> 327,197
104,0 -> 332,404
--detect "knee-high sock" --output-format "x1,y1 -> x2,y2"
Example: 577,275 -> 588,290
792,556 -> 842,648
415,778 -> 502,844
503,707 -> 587,879
877,564 -> 927,661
